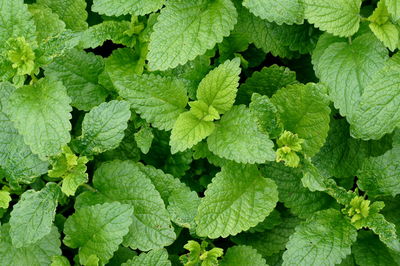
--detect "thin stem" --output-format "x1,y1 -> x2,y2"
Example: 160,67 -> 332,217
82,183 -> 97,192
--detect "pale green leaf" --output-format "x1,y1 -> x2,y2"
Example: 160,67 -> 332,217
370,23 -> 399,51
92,0 -> 165,16
0,224 -> 61,266
148,0 -> 237,70
358,147 -> 400,198
303,0 -> 361,37
271,83 -> 331,157
170,111 -> 215,154
37,0 -> 87,31
243,0 -> 304,25
74,100 -> 131,155
51,255 -> 70,266
0,190 -> 11,209
195,163 -> 278,238
0,0 -> 36,51
220,245 -> 267,266
197,58 -> 241,114
207,105 -> 275,164
282,209 -> 357,266
8,77 -> 72,158
63,202 -> 133,265
386,0 -> 400,21
134,126 -> 154,154
313,33 -> 388,122
28,4 -> 65,43
351,53 -> 400,140
122,249 -> 171,266
10,183 -> 61,248
44,49 -> 108,111
0,82 -> 48,185
115,74 -> 188,131
88,161 -> 176,251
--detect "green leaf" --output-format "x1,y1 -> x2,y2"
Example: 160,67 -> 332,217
10,183 -> 61,248
28,3 -> 65,44
220,245 -> 267,266
386,0 -> 400,21
303,0 -> 361,37
79,21 -> 135,49
197,58 -> 241,114
88,161 -> 176,251
121,249 -> 171,266
243,0 -> 304,25
313,118 -> 392,179
51,255 -> 71,266
263,162 -> 334,218
170,111 -> 215,154
92,0 -> 165,16
282,209 -> 357,266
352,231 -> 398,266
357,147 -> 400,198
207,105 -> 275,164
351,53 -> 400,140
232,211 -> 300,257
63,202 -> 133,265
48,147 -> 88,196
0,82 -> 48,185
0,0 -> 36,51
271,83 -> 331,157
44,49 -> 108,111
313,33 -> 388,122
249,93 -> 284,139
74,100 -> 131,155
148,0 -> 237,70
237,65 -> 298,104
37,0 -> 87,31
0,190 -> 11,209
0,224 -> 61,266
134,125 -> 154,154
8,77 -> 72,158
115,74 -> 188,131
195,163 -> 278,238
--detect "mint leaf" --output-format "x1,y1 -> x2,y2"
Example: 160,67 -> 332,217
92,0 -> 165,16
282,209 -> 357,266
197,58 -> 241,114
0,190 -> 11,209
351,53 -> 400,140
243,0 -> 304,25
44,49 -> 108,111
0,0 -> 36,51
220,245 -> 267,266
313,33 -> 388,122
303,0 -> 361,37
37,0 -> 87,31
122,249 -> 171,266
170,111 -> 215,154
89,161 -> 176,251
207,105 -> 275,164
271,83 -> 331,157
64,202 -> 133,265
358,147 -> 400,198
115,74 -> 188,131
148,0 -> 237,70
0,82 -> 48,185
196,163 -> 278,238
386,0 -> 400,21
8,77 -> 72,158
74,100 -> 131,155
10,183 -> 61,248
0,224 -> 61,266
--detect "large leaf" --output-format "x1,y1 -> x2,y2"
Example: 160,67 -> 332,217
195,163 -> 278,238
92,0 -> 165,16
148,0 -> 237,70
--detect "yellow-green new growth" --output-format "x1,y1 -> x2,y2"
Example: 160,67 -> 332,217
7,37 -> 36,76
275,130 -> 304,167
345,195 -> 370,224
180,240 -> 223,266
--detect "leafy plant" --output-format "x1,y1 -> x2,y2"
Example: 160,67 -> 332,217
1,0 -> 400,265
